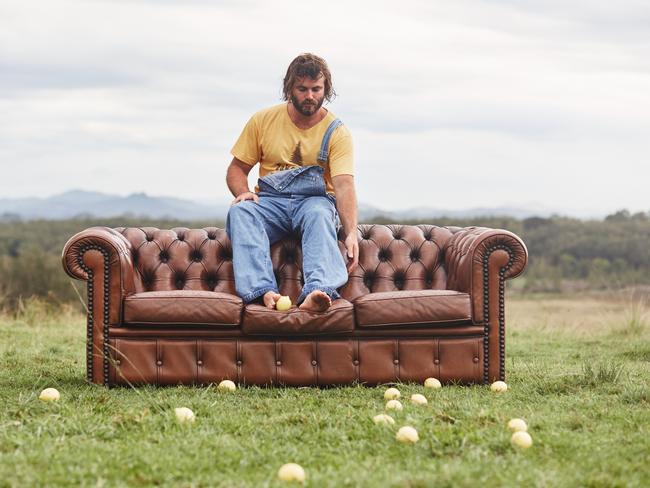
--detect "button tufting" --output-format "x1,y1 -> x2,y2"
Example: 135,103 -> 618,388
378,248 -> 391,262
311,360 -> 318,366
145,235 -> 153,242
363,273 -> 375,289
353,359 -> 359,366
393,359 -> 399,365
156,360 -> 162,366
197,360 -> 203,366
115,360 -> 121,366
276,361 -> 282,366
473,357 -> 479,363
434,359 -> 440,365
236,360 -> 242,366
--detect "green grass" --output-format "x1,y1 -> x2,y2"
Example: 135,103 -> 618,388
1,294 -> 649,487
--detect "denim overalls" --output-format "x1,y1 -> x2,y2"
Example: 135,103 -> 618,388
225,119 -> 348,304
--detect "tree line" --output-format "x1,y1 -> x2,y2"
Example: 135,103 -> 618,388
1,210 -> 648,311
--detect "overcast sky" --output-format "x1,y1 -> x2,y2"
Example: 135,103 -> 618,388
1,0 -> 649,215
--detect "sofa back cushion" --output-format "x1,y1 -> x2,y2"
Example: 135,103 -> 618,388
338,224 -> 453,302
115,224 -> 452,302
116,227 -> 238,295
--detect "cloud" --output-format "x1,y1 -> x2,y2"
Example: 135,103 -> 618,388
1,0 -> 649,214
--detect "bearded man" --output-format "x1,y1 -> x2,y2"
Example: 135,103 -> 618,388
225,53 -> 358,312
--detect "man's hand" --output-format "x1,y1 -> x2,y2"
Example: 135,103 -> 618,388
344,232 -> 359,273
231,191 -> 259,205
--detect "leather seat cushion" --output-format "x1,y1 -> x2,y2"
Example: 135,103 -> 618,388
123,291 -> 243,327
242,299 -> 355,335
354,290 -> 472,328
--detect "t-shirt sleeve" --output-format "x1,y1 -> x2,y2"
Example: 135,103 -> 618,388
230,115 -> 261,166
328,125 -> 353,177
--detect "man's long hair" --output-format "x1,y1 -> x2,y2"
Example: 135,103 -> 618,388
282,53 -> 336,103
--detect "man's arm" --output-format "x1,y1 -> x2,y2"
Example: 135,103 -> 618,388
332,174 -> 359,273
226,157 -> 259,204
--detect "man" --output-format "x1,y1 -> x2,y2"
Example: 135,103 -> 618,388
225,53 -> 358,312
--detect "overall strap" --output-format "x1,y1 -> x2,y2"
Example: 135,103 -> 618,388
317,118 -> 343,164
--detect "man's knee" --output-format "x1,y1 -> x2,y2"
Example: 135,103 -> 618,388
227,201 -> 258,221
226,202 -> 258,237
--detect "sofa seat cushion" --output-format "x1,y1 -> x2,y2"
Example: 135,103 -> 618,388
354,290 -> 471,328
123,291 -> 242,327
242,299 -> 355,335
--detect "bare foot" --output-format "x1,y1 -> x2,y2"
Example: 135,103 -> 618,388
299,290 -> 332,312
262,291 -> 282,309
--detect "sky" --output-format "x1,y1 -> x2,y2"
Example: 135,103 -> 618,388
1,0 -> 649,215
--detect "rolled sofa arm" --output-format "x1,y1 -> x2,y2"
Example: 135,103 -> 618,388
62,226 -> 135,384
444,226 -> 528,382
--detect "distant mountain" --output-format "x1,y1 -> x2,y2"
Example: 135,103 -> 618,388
0,190 -> 601,222
0,190 -> 230,221
358,203 -> 581,220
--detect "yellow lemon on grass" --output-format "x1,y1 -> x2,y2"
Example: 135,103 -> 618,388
218,379 -> 237,391
507,418 -> 528,432
372,414 -> 395,425
424,377 -> 442,389
276,296 -> 292,311
410,393 -> 428,405
490,381 -> 508,392
174,407 -> 195,423
396,426 -> 419,444
277,463 -> 306,483
39,388 -> 60,402
384,387 -> 401,400
385,399 -> 403,411
511,431 -> 533,448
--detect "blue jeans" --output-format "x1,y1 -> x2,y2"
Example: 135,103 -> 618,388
225,166 -> 348,304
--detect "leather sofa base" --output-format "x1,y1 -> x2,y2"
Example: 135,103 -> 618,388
109,323 -> 480,338
107,336 -> 486,386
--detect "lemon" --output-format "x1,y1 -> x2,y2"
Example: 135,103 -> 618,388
174,407 -> 195,423
424,377 -> 442,389
396,426 -> 419,444
276,296 -> 292,311
218,379 -> 237,391
39,388 -> 60,402
410,393 -> 428,405
277,463 -> 306,482
384,387 -> 401,400
511,431 -> 533,448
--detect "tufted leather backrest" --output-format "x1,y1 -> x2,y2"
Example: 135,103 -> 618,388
338,224 -> 453,302
115,224 -> 453,302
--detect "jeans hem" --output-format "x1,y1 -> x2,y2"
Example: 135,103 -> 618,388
297,286 -> 341,304
242,287 -> 279,304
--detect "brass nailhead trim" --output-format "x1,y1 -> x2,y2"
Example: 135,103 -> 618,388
481,243 -> 514,384
77,244 -> 111,386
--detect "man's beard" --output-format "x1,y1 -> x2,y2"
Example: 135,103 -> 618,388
291,94 -> 324,116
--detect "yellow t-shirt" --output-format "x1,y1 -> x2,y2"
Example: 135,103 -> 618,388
231,103 -> 353,194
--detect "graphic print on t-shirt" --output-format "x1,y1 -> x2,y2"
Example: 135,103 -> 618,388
275,142 -> 303,172
290,142 -> 303,165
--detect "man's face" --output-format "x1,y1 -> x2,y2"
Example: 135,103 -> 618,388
290,75 -> 325,116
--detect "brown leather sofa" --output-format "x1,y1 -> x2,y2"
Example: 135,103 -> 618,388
62,224 -> 527,387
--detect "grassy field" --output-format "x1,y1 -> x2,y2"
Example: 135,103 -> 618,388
1,292 -> 649,487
